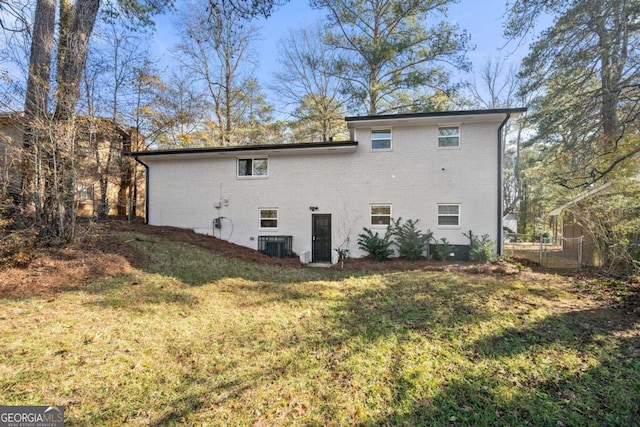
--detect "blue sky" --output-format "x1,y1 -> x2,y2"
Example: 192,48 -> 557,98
150,0 -> 544,109
0,0 -> 544,112
153,0 -> 538,72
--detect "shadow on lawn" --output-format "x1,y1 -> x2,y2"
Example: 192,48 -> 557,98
362,302 -> 640,426
212,271 -> 638,426
147,377 -> 251,426
328,272 -> 500,342
472,306 -> 639,359
84,278 -> 201,310
85,267 -> 638,425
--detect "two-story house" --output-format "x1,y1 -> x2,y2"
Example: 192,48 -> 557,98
128,108 -> 525,263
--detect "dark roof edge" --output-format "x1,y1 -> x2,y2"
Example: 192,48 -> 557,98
126,140 -> 358,157
345,107 -> 528,122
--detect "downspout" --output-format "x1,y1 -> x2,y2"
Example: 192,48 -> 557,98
133,156 -> 149,224
497,113 -> 511,256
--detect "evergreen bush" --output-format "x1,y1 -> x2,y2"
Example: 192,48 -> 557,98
357,227 -> 394,261
464,230 -> 496,262
433,237 -> 452,261
390,217 -> 432,261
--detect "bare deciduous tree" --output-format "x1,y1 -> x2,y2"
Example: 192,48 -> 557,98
273,24 -> 347,142
175,0 -> 260,145
21,0 -> 171,242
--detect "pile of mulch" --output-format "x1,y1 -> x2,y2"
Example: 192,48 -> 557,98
334,256 -> 526,275
0,242 -> 133,300
0,221 -> 305,299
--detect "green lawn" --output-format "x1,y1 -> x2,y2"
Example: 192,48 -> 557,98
1,231 -> 639,426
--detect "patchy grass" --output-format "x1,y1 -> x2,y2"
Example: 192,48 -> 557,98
1,231 -> 639,426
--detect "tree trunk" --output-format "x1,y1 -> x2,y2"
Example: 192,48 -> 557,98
22,0 -> 56,214
55,0 -> 101,121
57,0 -> 74,87
98,174 -> 109,219
118,133 -> 133,216
42,0 -> 101,241
224,54 -> 232,145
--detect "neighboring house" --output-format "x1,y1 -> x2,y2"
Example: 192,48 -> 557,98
0,112 -> 143,217
129,108 -> 525,263
0,112 -> 24,201
503,213 -> 518,233
73,116 -> 143,218
503,213 -> 518,241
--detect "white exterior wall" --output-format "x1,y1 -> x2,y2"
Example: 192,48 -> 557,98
142,119 -> 503,263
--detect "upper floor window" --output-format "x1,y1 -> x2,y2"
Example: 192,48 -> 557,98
371,129 -> 391,150
438,126 -> 460,148
371,204 -> 392,226
438,204 -> 460,226
238,157 -> 268,177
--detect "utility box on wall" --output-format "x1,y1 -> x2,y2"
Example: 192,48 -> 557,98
299,251 -> 311,264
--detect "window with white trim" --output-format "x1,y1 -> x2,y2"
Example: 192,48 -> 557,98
438,126 -> 460,147
259,208 -> 278,229
438,204 -> 460,226
238,157 -> 268,177
371,204 -> 392,226
371,129 -> 391,150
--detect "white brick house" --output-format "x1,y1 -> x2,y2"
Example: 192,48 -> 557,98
129,108 -> 525,263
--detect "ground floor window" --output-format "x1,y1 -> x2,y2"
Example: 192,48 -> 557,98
259,208 -> 278,229
371,204 -> 392,225
438,204 -> 460,226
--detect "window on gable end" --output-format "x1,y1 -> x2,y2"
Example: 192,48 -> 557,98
76,184 -> 94,201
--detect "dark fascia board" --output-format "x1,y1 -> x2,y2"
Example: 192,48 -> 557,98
345,107 -> 528,122
125,140 -> 358,157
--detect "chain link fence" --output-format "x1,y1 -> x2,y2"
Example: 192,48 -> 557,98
504,233 -> 586,269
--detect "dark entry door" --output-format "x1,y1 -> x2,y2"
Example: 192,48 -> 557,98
312,214 -> 331,263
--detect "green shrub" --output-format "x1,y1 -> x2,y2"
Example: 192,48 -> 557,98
432,237 -> 452,261
357,227 -> 394,261
464,230 -> 496,262
390,217 -> 432,261
334,244 -> 350,269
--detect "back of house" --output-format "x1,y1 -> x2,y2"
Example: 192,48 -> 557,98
130,108 -> 525,263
